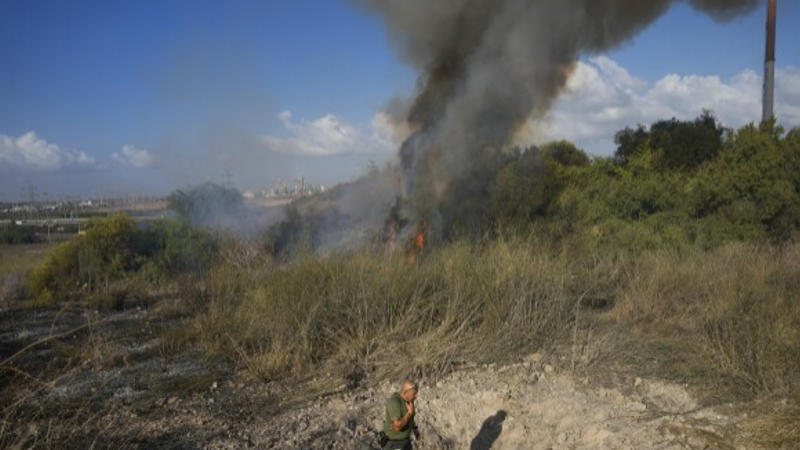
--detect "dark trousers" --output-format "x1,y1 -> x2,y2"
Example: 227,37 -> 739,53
382,439 -> 412,450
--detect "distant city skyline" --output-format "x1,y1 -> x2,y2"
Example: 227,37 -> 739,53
1,0 -> 799,201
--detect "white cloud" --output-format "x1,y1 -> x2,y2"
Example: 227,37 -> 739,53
0,131 -> 96,171
262,110 -> 399,156
112,145 -> 157,168
531,57 -> 800,155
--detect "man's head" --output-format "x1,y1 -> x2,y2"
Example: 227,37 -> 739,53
400,379 -> 418,402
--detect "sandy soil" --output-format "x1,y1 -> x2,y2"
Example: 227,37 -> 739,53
253,359 -> 752,450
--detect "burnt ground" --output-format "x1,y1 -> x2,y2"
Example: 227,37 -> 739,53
0,297 -> 783,449
1,297 -> 264,449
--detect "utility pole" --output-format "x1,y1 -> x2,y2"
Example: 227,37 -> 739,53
224,169 -> 233,189
43,192 -> 51,244
25,180 -> 37,220
762,0 -> 777,123
26,179 -> 37,204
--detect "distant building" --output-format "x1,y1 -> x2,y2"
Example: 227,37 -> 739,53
248,177 -> 325,200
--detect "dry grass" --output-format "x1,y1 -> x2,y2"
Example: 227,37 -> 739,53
610,242 -> 800,400
1,388 -> 128,449
178,236 -> 799,423
0,243 -> 54,275
187,236 -> 615,381
0,316 -> 135,448
739,402 -> 800,449
1,244 -> 54,304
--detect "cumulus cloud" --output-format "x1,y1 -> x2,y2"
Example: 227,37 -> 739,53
531,56 -> 800,154
0,131 -> 96,171
112,145 -> 157,168
261,110 -> 399,156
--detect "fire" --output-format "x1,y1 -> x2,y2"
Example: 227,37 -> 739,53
414,229 -> 425,253
383,210 -> 426,263
407,224 -> 426,263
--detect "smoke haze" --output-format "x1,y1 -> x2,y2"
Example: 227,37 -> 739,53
352,0 -> 759,232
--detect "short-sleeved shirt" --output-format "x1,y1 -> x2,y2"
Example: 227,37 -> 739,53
383,393 -> 415,441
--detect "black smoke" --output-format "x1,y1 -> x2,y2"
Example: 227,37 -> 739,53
352,0 -> 759,236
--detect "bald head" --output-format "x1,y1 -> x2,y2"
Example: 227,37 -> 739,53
400,379 -> 418,402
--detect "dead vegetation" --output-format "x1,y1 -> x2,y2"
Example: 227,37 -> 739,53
3,219 -> 799,448
179,236 -> 799,407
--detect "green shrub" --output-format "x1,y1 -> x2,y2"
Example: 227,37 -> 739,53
490,141 -> 589,227
28,214 -> 220,303
549,118 -> 800,250
614,111 -> 725,170
142,219 -> 219,279
688,122 -> 800,243
28,214 -> 141,302
27,239 -> 81,303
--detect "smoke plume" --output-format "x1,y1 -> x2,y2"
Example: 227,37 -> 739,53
352,0 -> 759,234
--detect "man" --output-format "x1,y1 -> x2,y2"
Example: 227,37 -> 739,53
382,379 -> 420,450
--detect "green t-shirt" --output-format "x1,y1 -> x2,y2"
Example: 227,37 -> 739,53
383,393 -> 415,440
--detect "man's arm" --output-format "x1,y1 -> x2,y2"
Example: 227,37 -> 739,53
391,400 -> 415,432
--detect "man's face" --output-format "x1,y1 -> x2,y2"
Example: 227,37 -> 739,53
401,388 -> 418,402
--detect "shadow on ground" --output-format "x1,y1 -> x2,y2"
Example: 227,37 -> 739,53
469,410 -> 506,450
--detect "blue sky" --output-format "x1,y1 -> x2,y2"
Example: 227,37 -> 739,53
1,0 -> 798,200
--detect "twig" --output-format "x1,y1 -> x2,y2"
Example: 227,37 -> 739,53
571,289 -> 591,372
0,364 -> 55,389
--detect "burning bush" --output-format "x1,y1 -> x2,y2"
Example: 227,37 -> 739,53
261,117 -> 800,258
167,182 -> 244,228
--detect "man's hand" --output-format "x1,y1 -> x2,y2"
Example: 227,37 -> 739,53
405,400 -> 415,415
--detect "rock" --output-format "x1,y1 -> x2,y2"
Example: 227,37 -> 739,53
526,352 -> 544,363
627,401 -> 647,411
634,377 -> 642,387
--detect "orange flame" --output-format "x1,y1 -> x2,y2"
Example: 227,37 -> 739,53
414,230 -> 425,253
407,228 -> 425,263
